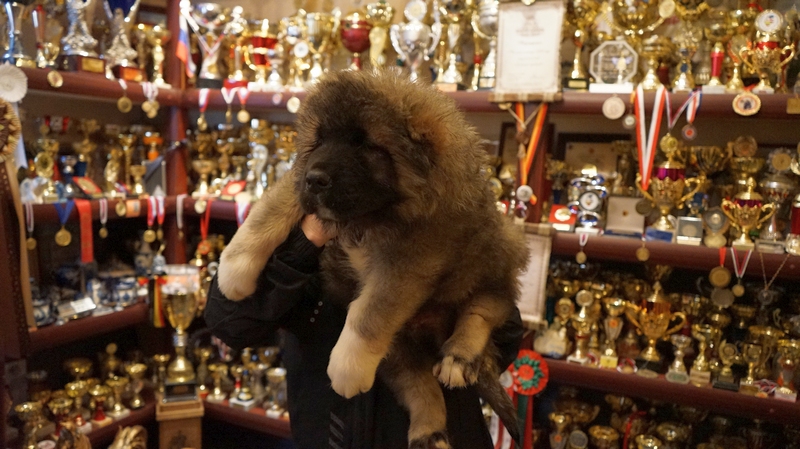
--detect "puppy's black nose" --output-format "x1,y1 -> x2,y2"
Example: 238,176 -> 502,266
306,169 -> 332,193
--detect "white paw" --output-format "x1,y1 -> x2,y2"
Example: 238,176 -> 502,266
327,328 -> 382,398
433,356 -> 467,388
216,252 -> 261,301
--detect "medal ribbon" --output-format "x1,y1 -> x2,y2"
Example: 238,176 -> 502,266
75,199 -> 93,263
118,79 -> 128,94
24,202 -> 34,235
54,200 -> 75,226
665,90 -> 697,131
719,247 -> 726,267
634,85 -> 667,191
730,247 -> 753,279
200,199 -> 213,241
579,232 -> 589,249
198,88 -> 211,113
147,196 -> 157,228
685,90 -> 702,125
237,86 -> 250,109
235,201 -> 250,228
142,82 -> 159,103
221,87 -> 237,108
99,198 -> 108,228
520,103 -> 548,187
176,193 -> 187,234
156,196 -> 165,227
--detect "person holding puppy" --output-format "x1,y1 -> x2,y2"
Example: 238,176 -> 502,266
206,214 -> 524,449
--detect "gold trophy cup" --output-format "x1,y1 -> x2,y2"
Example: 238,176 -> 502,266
161,265 -> 201,401
625,283 -> 687,364
721,177 -> 776,249
637,152 -> 705,234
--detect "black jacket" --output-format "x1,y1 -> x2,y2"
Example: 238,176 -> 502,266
205,227 -> 524,449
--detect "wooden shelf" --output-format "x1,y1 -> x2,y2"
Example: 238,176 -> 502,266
28,302 -> 149,355
551,232 -> 800,281
203,399 -> 292,439
23,67 -> 183,107
88,397 -> 156,447
183,198 -> 238,221
31,196 -> 177,223
547,358 -> 800,426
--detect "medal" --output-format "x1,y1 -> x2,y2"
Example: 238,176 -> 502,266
54,201 -> 75,247
709,247 -> 731,288
602,96 -> 626,120
155,195 -> 165,241
576,232 -> 589,264
117,79 -> 132,113
758,251 -> 792,309
144,196 -> 157,243
142,82 -> 160,118
24,202 -> 36,250
176,194 -> 187,240
622,114 -> 636,129
143,229 -> 157,243
730,247 -> 753,297
287,96 -> 301,114
194,199 -> 207,214
197,199 -> 214,255
732,92 -> 761,116
98,198 -> 108,238
711,287 -> 735,308
681,124 -> 696,140
115,200 -> 127,216
635,199 -> 654,215
197,88 -> 210,131
664,89 -> 701,143
659,134 -> 679,152
636,239 -> 649,261
237,87 -> 251,123
221,87 -> 236,124
47,70 -> 64,88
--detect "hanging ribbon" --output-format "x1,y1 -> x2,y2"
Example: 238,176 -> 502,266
99,198 -> 108,237
665,90 -> 697,132
179,7 -> 225,58
634,85 -> 667,191
508,350 -> 549,449
147,196 -> 157,230
221,87 -> 237,108
730,247 -> 753,279
197,198 -> 214,255
198,88 -> 210,114
24,202 -> 34,235
156,195 -> 165,239
520,103 -> 548,189
176,193 -> 187,238
685,90 -> 702,124
55,201 -> 75,225
75,199 -> 93,263
235,201 -> 250,228
237,87 -> 250,109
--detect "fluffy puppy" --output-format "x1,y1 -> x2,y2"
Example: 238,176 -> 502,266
217,69 -> 529,448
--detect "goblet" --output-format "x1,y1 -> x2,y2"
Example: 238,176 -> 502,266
15,402 -> 44,449
366,0 -> 395,67
341,10 -> 372,71
124,363 -> 148,409
207,363 -> 229,403
105,376 -> 130,419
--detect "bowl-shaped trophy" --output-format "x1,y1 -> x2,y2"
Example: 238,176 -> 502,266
636,156 -> 705,234
15,402 -> 44,449
639,36 -> 674,91
390,0 -> 441,82
471,0 -> 499,89
161,264 -> 201,402
758,172 -> 795,243
721,178 -> 776,249
189,2 -> 229,88
305,11 -> 338,84
2,2 -> 36,67
341,10 -> 373,71
250,19 -> 283,90
146,24 -> 171,87
365,0 -> 395,67
608,0 -> 666,45
625,283 -> 686,364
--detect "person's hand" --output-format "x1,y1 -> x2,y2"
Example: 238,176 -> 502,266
301,215 -> 337,247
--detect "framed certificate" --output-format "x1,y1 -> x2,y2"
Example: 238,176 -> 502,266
492,0 -> 565,102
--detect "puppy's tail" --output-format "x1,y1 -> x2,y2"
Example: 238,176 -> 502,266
476,359 -> 520,445
218,173 -> 304,300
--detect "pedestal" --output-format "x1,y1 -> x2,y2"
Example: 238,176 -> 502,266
701,85 -> 726,94
112,65 -> 145,82
107,408 -> 131,420
59,54 -> 105,74
76,421 -> 93,434
755,239 -> 786,254
229,397 -> 257,411
90,416 -> 113,430
774,387 -> 798,402
156,398 -> 204,449
666,370 -> 690,384
599,355 -> 619,369
589,82 -> 634,94
712,375 -> 740,391
689,369 -> 711,387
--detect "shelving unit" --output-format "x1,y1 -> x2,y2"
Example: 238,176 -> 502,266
546,359 -> 800,426
30,197 -> 178,222
203,400 -> 292,439
87,400 -> 157,447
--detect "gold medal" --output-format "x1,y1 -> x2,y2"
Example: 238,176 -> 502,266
143,228 -> 157,243
576,251 -> 587,264
711,287 -> 735,308
732,282 -> 745,297
99,226 -> 108,238
197,239 -> 212,255
659,134 -> 679,153
156,227 -> 164,241
635,199 -> 654,216
47,70 -> 64,88
225,106 -> 233,124
194,199 -> 207,214
287,96 -> 301,114
117,95 -> 133,113
115,200 -> 127,216
237,109 -> 251,123
26,237 -> 37,250
635,246 -> 650,262
55,226 -> 72,246
709,266 -> 732,288
197,114 -> 208,131
141,100 -> 153,114
178,230 -> 185,240
146,108 -> 158,119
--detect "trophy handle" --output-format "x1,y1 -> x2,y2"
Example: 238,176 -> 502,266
624,305 -> 642,335
678,174 -> 706,205
389,24 -> 406,62
428,22 -> 443,57
634,173 -> 656,204
471,12 -> 489,40
720,199 -> 741,231
757,202 -> 777,226
664,312 -> 687,338
739,46 -> 756,72
780,45 -> 796,69
773,308 -> 783,329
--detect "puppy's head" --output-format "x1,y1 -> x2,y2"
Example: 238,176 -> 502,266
292,69 -> 487,225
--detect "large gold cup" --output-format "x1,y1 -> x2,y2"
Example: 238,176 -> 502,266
721,178 -> 776,249
15,402 -> 44,449
625,284 -> 687,363
608,0 -> 666,45
637,160 -> 705,231
163,291 -> 199,383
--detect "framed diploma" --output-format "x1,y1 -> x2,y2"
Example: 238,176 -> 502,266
517,229 -> 552,329
491,0 -> 565,102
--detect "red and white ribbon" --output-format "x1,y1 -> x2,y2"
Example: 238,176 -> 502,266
221,87 -> 237,108
147,196 -> 157,228
237,86 -> 250,109
24,202 -> 34,235
198,88 -> 211,113
142,82 -> 159,103
99,198 -> 108,228
235,201 -> 250,228
118,79 -> 128,93
685,90 -> 702,124
665,90 -> 697,131
634,85 -> 667,191
579,232 -> 589,249
156,195 -> 165,228
730,247 -> 753,279
176,193 -> 188,234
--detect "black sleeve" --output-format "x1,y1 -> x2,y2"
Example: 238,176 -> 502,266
492,307 -> 524,370
204,226 -> 324,350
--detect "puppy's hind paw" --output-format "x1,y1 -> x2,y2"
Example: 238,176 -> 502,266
433,355 -> 480,388
409,431 -> 451,449
216,252 -> 261,301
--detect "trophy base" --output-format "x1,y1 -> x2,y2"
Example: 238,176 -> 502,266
676,217 -> 703,245
712,376 -> 740,391
265,407 -> 286,419
59,54 -> 105,74
635,359 -> 662,373
738,381 -> 760,396
435,82 -> 463,93
164,380 -> 198,403
563,77 -> 590,90
701,84 -> 726,95
731,240 -> 755,251
774,387 -> 798,402
478,77 -> 496,90
107,409 -> 131,420
566,353 -> 589,365
666,370 -> 690,384
644,227 -> 675,243
76,421 -> 93,435
589,82 -> 634,94
229,397 -> 257,411
599,355 -> 619,369
196,78 -> 224,89
112,65 -> 145,82
752,86 -> 775,95
689,369 -> 712,387
205,393 -> 227,403
755,239 -> 786,254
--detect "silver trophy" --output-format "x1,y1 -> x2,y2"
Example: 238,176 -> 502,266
103,0 -> 141,77
758,172 -> 795,245
471,0 -> 498,89
390,0 -> 441,82
186,1 -> 229,88
62,0 -> 99,56
2,1 -> 36,67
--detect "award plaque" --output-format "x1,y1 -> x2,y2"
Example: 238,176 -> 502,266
676,216 -> 703,246
605,196 -> 645,236
703,206 -> 729,248
589,39 -> 638,93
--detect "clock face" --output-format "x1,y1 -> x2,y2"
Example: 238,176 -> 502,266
579,190 -> 602,211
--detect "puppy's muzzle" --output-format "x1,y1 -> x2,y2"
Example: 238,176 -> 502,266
306,168 -> 332,194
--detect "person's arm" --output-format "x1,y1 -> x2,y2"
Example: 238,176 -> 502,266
205,216 -> 336,350
491,307 -> 524,370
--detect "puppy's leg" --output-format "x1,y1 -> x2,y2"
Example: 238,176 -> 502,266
383,360 -> 451,449
327,268 -> 437,398
434,293 -> 513,388
217,174 -> 303,300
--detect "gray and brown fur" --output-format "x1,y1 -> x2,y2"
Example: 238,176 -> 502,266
217,69 -> 529,448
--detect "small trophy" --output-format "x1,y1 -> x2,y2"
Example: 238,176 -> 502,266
435,0 -> 468,91
721,178 -> 776,250
15,402 -> 45,449
161,265 -> 201,402
713,340 -> 740,391
365,0 -> 395,67
146,24 -> 172,87
625,283 -> 686,369
103,0 -> 143,81
2,1 -> 36,67
265,367 -> 288,418
589,39 -> 638,93
61,0 -> 105,73
249,20 -> 284,91
188,2 -> 229,88
566,290 -> 596,365
471,0 -> 499,89
756,170 -> 795,253
31,5 -> 62,71
740,10 -> 795,94
599,297 -> 626,368
775,339 -> 800,402
341,9 -> 373,71
689,323 -> 721,387
105,376 -> 130,419
390,0 -> 441,82
305,11 -> 338,85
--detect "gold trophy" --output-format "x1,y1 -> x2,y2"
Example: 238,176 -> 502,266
739,10 -> 795,94
124,363 -> 148,409
129,165 -> 147,197
714,340 -> 740,390
106,376 -> 130,419
305,11 -> 339,85
625,283 -> 687,365
608,0 -> 668,48
366,1 -> 395,67
666,334 -> 692,383
690,323 -> 722,386
600,297 -> 626,368
690,145 -> 731,181
146,24 -> 172,88
775,339 -> 800,401
640,36 -> 674,91
161,264 -> 201,402
563,0 -> 600,90
726,6 -> 756,93
747,325 -> 785,379
15,402 -> 44,449
88,384 -> 113,428
48,397 -> 73,438
340,9 -> 373,71
65,380 -> 92,433
589,425 -> 620,449
567,290 -> 597,364
740,342 -> 764,393
704,8 -> 733,91
206,363 -> 228,403
721,177 -> 776,249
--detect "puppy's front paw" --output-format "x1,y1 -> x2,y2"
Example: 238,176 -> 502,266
327,328 -> 382,398
217,251 -> 261,301
409,431 -> 451,449
433,355 -> 479,388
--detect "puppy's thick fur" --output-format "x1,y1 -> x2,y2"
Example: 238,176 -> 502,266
218,70 -> 529,448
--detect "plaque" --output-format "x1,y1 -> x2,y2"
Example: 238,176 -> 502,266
605,196 -> 645,236
676,216 -> 703,246
589,40 -> 638,94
